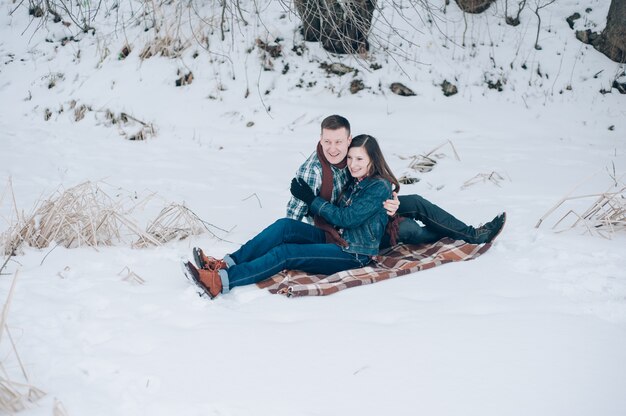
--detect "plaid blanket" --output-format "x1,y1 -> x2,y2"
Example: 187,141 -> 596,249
256,238 -> 492,297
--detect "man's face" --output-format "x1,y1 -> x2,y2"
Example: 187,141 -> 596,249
320,128 -> 351,165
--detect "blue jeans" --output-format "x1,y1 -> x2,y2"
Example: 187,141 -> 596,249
380,194 -> 485,247
219,218 -> 371,292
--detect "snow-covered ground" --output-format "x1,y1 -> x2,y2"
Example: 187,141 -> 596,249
1,0 -> 625,414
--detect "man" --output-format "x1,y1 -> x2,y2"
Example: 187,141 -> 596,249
286,115 -> 506,248
286,115 -> 352,223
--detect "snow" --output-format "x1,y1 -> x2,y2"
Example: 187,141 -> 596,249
1,0 -> 625,414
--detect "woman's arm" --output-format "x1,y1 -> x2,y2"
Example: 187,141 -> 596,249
310,179 -> 391,229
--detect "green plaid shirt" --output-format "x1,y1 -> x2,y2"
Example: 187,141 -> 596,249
286,151 -> 349,223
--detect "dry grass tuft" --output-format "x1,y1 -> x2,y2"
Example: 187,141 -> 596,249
136,203 -> 208,247
536,180 -> 626,238
0,181 -> 158,255
0,381 -> 46,413
139,35 -> 190,60
1,181 -> 231,254
461,171 -> 507,189
100,109 -> 157,141
46,100 -> 157,141
1,178 -> 36,257
0,380 -> 46,413
398,140 -> 461,174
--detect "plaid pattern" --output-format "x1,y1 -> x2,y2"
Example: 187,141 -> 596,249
285,151 -> 349,223
256,238 -> 492,297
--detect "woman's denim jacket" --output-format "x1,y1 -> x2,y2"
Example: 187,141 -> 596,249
310,177 -> 392,256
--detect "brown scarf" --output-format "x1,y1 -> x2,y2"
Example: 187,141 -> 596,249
315,142 -> 349,248
386,214 -> 403,247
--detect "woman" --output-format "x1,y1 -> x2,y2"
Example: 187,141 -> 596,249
182,135 -> 399,299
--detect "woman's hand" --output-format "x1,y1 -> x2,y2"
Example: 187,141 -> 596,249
383,192 -> 400,216
290,178 -> 315,206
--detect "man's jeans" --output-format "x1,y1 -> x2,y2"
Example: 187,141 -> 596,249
381,194 -> 485,248
220,218 -> 371,292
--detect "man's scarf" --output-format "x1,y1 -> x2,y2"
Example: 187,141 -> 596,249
315,142 -> 349,248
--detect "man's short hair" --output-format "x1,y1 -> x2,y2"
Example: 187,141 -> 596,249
321,115 -> 350,134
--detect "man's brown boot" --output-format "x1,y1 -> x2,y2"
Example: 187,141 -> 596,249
183,261 -> 223,299
193,247 -> 227,271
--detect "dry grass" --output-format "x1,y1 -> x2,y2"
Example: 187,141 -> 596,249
1,181 -> 231,255
536,182 -> 626,238
0,181 -> 152,254
461,171 -> 507,189
99,108 -> 157,141
136,203 -> 215,247
0,380 -> 46,414
47,100 -> 158,141
0,178 -> 37,257
0,271 -> 46,413
1,181 -> 158,255
139,35 -> 190,60
397,175 -> 420,185
398,140 -> 461,174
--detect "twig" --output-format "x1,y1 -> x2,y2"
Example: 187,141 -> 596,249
185,207 -> 233,234
423,140 -> 461,161
9,0 -> 26,16
118,266 -> 145,284
461,171 -> 505,189
53,398 -> 69,416
120,112 -> 149,127
5,325 -> 28,381
0,270 -> 19,346
532,0 -> 556,50
0,254 -> 12,276
39,243 -> 60,266
242,193 -> 262,208
220,0 -> 227,41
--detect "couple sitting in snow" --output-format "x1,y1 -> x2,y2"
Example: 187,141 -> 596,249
183,115 -> 506,299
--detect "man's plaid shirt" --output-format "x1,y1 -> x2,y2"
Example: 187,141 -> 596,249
286,151 -> 349,223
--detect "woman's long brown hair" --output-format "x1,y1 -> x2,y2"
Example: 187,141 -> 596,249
346,134 -> 402,245
348,134 -> 400,193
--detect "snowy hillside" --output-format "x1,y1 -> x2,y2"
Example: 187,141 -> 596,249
1,0 -> 625,414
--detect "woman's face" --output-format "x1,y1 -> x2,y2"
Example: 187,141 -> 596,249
347,146 -> 371,179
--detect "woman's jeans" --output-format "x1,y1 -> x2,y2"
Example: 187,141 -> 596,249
380,194 -> 486,248
219,218 -> 371,292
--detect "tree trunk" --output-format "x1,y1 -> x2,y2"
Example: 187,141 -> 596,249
294,0 -> 322,42
597,0 -> 626,63
294,0 -> 376,54
454,0 -> 496,14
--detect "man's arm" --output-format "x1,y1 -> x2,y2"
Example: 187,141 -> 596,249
286,190 -> 310,222
383,191 -> 400,216
286,155 -> 322,223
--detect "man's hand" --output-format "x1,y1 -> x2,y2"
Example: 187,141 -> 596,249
290,178 -> 316,206
383,192 -> 400,216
